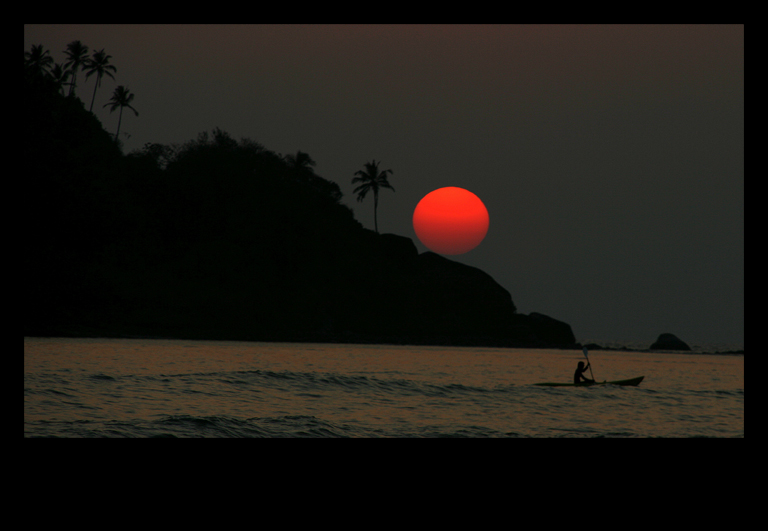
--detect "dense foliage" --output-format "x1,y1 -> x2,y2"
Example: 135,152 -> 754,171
24,63 -> 370,339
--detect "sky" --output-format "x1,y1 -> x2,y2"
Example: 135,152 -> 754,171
24,24 -> 744,348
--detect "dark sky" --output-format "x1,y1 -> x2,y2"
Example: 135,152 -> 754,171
24,24 -> 744,348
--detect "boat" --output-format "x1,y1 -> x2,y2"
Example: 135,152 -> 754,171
534,376 -> 645,387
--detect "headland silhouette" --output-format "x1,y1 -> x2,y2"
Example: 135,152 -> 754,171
24,43 -> 576,348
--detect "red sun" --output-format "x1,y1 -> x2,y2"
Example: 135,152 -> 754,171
412,187 -> 489,255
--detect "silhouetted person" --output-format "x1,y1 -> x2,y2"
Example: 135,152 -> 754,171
574,361 -> 594,385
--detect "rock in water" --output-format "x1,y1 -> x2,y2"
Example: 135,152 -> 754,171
650,333 -> 691,350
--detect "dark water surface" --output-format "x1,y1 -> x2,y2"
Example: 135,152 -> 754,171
24,337 -> 744,437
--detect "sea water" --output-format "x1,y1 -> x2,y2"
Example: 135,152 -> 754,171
23,337 -> 744,438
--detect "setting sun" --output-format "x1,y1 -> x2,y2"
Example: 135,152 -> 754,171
412,187 -> 489,255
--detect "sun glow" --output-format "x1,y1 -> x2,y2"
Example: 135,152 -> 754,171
412,187 -> 489,255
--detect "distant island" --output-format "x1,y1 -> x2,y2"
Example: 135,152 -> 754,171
24,53 -> 578,348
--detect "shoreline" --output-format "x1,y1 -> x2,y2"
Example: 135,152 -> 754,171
23,334 -> 744,356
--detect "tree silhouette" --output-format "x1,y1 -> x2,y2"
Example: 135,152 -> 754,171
85,49 -> 117,112
285,150 -> 343,203
284,150 -> 316,173
285,150 -> 317,187
49,63 -> 72,95
24,44 -> 53,77
103,86 -> 138,142
352,159 -> 394,233
63,40 -> 89,97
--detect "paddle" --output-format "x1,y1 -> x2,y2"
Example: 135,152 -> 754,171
582,347 -> 596,382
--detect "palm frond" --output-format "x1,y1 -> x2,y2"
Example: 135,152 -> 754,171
24,44 -> 54,76
353,183 -> 371,200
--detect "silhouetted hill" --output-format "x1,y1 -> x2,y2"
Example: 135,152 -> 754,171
23,68 -> 576,348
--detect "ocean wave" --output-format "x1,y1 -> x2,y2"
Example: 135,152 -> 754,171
147,414 -> 357,438
89,373 -> 117,381
262,369 -> 508,400
152,368 -> 504,400
25,415 -> 534,438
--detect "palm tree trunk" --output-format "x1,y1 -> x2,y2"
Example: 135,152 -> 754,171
89,73 -> 100,112
374,189 -> 379,233
115,106 -> 124,142
68,71 -> 77,97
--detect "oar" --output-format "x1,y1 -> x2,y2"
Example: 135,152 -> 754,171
582,347 -> 596,382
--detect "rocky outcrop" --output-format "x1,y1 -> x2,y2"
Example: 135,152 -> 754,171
650,333 -> 691,351
523,312 -> 577,346
355,240 -> 577,348
409,251 -> 517,343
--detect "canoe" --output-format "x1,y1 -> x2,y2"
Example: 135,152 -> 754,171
534,376 -> 645,387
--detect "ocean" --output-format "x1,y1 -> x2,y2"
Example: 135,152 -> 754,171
24,337 -> 744,438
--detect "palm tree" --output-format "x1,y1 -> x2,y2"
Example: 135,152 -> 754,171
63,40 -> 89,97
284,151 -> 317,186
49,63 -> 72,95
85,49 -> 117,112
284,151 -> 316,174
103,86 -> 139,142
352,160 -> 394,233
24,44 -> 53,77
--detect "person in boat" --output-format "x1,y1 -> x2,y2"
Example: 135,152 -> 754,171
574,361 -> 594,385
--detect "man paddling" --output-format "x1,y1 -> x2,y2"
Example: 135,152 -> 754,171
574,361 -> 594,385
